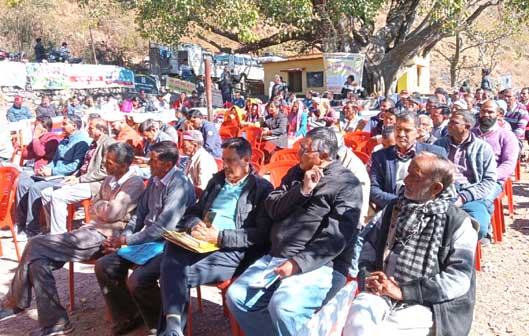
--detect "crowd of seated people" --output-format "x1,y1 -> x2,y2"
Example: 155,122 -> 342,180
1,76 -> 528,336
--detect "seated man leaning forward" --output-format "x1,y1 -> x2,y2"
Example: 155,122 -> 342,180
0,142 -> 145,336
94,141 -> 195,335
226,127 -> 363,336
344,152 -> 478,336
157,137 -> 273,335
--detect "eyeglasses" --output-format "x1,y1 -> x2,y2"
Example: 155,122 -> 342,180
298,145 -> 318,155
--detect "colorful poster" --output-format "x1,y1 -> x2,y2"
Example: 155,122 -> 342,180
0,62 -> 27,88
323,53 -> 365,94
166,77 -> 195,94
26,63 -> 135,90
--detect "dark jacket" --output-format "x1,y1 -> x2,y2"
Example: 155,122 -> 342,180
261,111 -> 288,148
35,104 -> 58,117
358,199 -> 476,336
200,120 -> 222,158
265,161 -> 362,276
369,142 -> 447,209
180,170 -> 273,265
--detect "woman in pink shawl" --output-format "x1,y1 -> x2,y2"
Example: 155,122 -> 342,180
288,99 -> 308,137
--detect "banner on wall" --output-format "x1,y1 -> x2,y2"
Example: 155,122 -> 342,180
323,53 -> 365,94
0,62 -> 27,88
166,77 -> 195,94
26,63 -> 135,90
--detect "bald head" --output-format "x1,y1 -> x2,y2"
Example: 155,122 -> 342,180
404,152 -> 455,202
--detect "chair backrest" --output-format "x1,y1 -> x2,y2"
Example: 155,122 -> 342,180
260,160 -> 298,188
251,148 -> 265,165
52,121 -> 64,135
215,158 -> 224,172
238,127 -> 262,148
219,126 -> 239,141
0,167 -> 19,223
270,148 -> 299,163
353,151 -> 370,165
194,186 -> 203,199
343,137 -> 358,150
292,138 -> 303,150
344,131 -> 371,152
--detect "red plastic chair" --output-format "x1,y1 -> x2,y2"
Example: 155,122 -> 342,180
515,159 -> 521,181
292,138 -> 302,150
215,158 -> 223,172
343,137 -> 358,150
270,148 -> 299,163
504,177 -> 514,218
194,186 -> 203,199
353,151 -> 370,165
491,192 -> 505,243
0,167 -> 21,261
67,198 -> 92,310
238,127 -> 262,149
260,161 -> 298,188
344,132 -> 371,152
219,126 -> 239,142
475,242 -> 482,272
251,148 -> 265,166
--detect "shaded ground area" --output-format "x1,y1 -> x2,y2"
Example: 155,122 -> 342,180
1,175 -> 529,335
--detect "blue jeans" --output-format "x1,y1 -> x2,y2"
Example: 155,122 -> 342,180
226,255 -> 346,336
461,200 -> 491,240
461,182 -> 502,240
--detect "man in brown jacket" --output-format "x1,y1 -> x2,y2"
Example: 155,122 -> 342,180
0,142 -> 145,336
41,117 -> 116,234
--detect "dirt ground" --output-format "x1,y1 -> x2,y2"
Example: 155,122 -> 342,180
1,176 -> 529,335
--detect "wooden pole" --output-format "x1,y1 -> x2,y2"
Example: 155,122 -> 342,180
205,57 -> 213,121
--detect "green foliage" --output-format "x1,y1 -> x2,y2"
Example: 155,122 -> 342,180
117,0 -> 387,47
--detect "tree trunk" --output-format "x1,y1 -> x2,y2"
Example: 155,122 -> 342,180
449,33 -> 461,88
89,26 -> 98,65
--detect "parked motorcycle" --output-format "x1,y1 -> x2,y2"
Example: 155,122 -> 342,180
0,49 -> 24,61
47,48 -> 82,63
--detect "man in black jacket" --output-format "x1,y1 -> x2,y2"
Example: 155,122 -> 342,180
344,152 -> 477,336
157,137 -> 273,335
226,127 -> 362,336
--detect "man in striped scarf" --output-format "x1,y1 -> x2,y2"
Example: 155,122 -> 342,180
345,152 -> 478,336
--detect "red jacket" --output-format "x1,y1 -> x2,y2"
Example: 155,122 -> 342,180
23,132 -> 61,172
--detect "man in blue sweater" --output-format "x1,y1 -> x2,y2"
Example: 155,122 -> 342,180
434,110 -> 497,240
6,96 -> 32,122
15,114 -> 90,239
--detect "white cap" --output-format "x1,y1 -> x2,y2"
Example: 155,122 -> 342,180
496,99 -> 507,113
453,100 -> 468,110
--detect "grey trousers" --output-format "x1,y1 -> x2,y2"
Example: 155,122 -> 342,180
41,182 -> 92,234
94,251 -> 163,330
5,228 -> 106,328
15,172 -> 64,235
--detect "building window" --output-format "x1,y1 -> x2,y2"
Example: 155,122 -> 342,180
307,71 -> 324,87
288,71 -> 302,92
